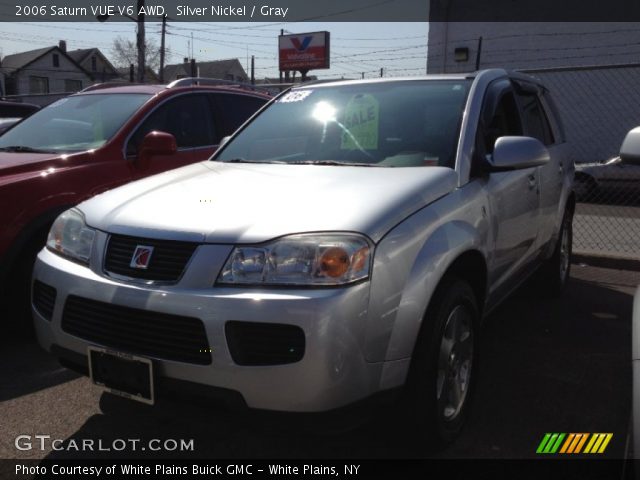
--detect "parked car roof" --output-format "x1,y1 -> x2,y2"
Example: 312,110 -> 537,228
78,82 -> 273,98
288,69 -> 545,89
0,100 -> 40,118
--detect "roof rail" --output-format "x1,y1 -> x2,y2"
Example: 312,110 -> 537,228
81,82 -> 142,92
253,82 -> 294,89
252,79 -> 342,89
166,77 -> 274,94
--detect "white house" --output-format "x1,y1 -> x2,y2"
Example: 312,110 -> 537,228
1,41 -> 91,96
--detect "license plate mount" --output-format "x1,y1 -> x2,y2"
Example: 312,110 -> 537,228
88,346 -> 154,405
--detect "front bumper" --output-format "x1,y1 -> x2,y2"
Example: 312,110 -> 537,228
33,247 -> 397,412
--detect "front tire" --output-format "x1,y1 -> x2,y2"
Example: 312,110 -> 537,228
403,277 -> 478,447
5,228 -> 49,336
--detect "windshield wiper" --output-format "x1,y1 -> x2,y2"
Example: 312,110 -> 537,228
221,158 -> 382,167
0,145 -> 55,153
288,160 -> 381,167
221,158 -> 287,164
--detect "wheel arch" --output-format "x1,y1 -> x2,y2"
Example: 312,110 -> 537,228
0,204 -> 74,284
438,250 -> 488,322
376,241 -> 488,392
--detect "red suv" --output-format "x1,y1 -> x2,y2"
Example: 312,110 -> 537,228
0,80 -> 270,322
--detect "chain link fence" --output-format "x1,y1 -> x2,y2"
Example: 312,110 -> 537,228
523,64 -> 640,261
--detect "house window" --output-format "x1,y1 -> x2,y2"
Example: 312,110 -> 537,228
64,79 -> 83,92
91,56 -> 97,72
29,76 -> 49,94
53,54 -> 59,67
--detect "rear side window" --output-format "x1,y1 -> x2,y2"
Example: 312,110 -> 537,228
540,89 -> 566,143
517,91 -> 554,146
128,94 -> 216,155
211,93 -> 267,136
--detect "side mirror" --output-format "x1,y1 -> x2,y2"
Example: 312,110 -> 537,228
219,135 -> 231,148
137,131 -> 177,169
620,126 -> 640,164
490,136 -> 550,171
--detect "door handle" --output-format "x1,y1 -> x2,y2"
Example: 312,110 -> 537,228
528,174 -> 537,190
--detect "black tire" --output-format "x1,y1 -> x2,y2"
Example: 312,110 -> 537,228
402,276 -> 478,448
539,209 -> 573,296
5,228 -> 49,336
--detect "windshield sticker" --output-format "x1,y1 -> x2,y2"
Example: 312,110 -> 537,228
278,90 -> 312,103
340,94 -> 379,151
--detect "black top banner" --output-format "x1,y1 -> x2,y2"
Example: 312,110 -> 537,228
3,0 -> 428,22
2,0 -> 640,22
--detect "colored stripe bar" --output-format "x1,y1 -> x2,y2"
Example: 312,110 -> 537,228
537,433 -> 552,454
574,433 -> 589,453
583,433 -> 598,454
550,433 -> 566,453
543,433 -> 560,453
590,434 -> 606,454
560,433 -> 575,454
539,433 -> 613,455
567,434 -> 583,454
598,434 -> 613,454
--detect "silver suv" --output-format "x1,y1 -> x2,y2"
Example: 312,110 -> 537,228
32,69 -> 574,445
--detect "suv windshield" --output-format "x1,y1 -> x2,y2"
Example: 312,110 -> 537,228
0,93 -> 151,153
215,80 -> 470,168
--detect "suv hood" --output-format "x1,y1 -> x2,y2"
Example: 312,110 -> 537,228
80,161 -> 457,244
0,151 -> 59,175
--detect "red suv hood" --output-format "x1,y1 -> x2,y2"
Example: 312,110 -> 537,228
0,151 -> 71,176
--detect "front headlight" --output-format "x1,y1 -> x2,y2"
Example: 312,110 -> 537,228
217,234 -> 373,286
46,209 -> 96,265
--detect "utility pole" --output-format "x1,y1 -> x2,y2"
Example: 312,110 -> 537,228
281,28 -> 290,82
159,14 -> 166,83
97,0 -> 146,82
279,29 -> 283,83
136,0 -> 145,83
251,55 -> 255,85
380,67 -> 384,77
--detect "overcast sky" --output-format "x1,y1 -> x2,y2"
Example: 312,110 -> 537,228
0,21 -> 428,80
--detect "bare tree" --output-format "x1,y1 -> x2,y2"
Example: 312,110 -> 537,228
111,35 -> 166,73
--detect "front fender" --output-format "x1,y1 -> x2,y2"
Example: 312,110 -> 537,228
364,188 -> 489,368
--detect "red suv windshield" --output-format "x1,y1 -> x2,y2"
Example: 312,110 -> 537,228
0,93 -> 151,153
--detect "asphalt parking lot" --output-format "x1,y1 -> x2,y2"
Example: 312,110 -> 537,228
1,259 -> 638,462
